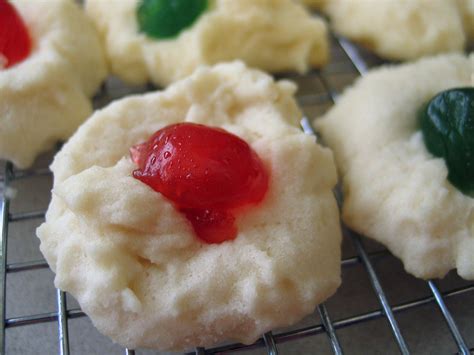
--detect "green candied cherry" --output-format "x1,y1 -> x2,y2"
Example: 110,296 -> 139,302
420,87 -> 474,195
137,0 -> 208,39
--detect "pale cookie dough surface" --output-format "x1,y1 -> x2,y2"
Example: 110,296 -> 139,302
324,0 -> 472,60
37,62 -> 342,351
315,53 -> 474,280
85,0 -> 329,87
0,0 -> 107,169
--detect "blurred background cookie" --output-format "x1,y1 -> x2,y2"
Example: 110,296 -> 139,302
303,0 -> 473,61
85,0 -> 330,87
0,0 -> 107,168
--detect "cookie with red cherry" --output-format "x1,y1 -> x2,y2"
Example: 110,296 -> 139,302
0,0 -> 107,168
37,61 -> 342,351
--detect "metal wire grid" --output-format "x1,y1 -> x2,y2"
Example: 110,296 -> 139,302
0,36 -> 473,355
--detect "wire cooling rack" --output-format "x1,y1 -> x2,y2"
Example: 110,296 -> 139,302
1,34 -> 473,355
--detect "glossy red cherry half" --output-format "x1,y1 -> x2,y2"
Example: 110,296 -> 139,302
131,123 -> 269,243
0,0 -> 31,69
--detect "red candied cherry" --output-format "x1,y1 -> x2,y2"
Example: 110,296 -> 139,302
130,123 -> 269,244
0,0 -> 31,69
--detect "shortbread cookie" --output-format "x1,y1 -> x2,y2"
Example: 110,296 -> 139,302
37,62 -> 342,350
315,53 -> 474,280
85,0 -> 329,87
323,0 -> 472,60
0,0 -> 107,169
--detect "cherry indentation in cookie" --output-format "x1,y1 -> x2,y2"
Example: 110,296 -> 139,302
0,0 -> 31,69
131,123 -> 269,244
